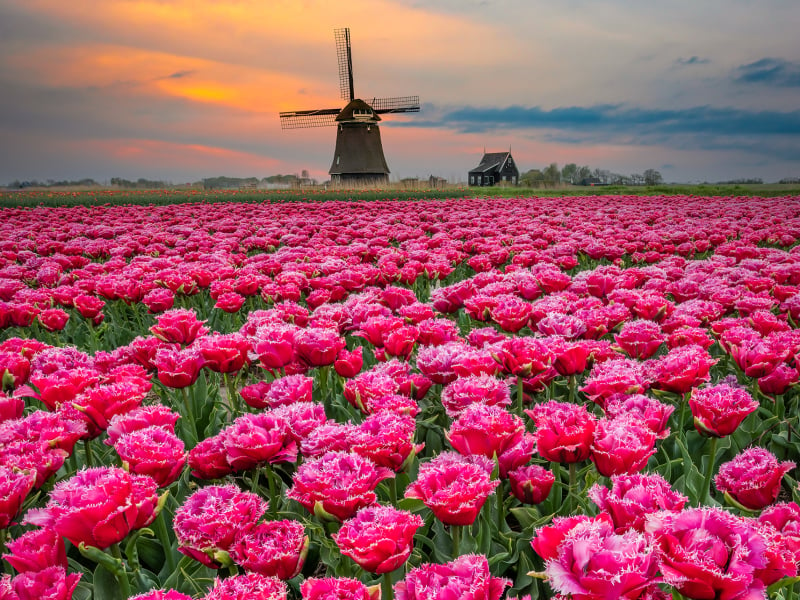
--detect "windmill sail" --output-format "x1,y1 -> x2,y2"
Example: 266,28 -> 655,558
335,28 -> 355,102
371,96 -> 420,114
279,108 -> 340,129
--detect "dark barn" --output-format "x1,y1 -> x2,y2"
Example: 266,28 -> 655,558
468,151 -> 519,186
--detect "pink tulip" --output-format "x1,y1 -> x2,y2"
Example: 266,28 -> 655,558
527,401 -> 596,464
333,505 -> 423,574
149,308 -> 208,345
440,374 -> 510,419
446,403 -> 524,459
129,590 -> 192,600
221,412 -> 297,471
12,566 -> 81,600
405,454 -> 498,526
545,515 -> 660,600
173,484 -> 268,568
689,383 -> 759,437
24,467 -> 159,549
580,358 -> 648,407
394,554 -> 510,600
646,507 -> 768,600
714,447 -> 795,510
287,451 -> 393,522
3,527 -> 67,573
230,519 -> 308,579
0,465 -> 36,529
300,577 -> 380,600
114,426 -> 186,487
351,411 -> 422,472
590,415 -> 657,477
205,573 -> 287,600
588,473 -> 687,533
508,464 -> 555,504
197,332 -> 250,374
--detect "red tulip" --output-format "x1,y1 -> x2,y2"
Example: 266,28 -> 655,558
333,505 -> 423,574
230,519 -> 308,579
24,467 -> 159,549
508,464 -> 555,504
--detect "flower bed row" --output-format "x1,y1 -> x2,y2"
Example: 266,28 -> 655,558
1,195 -> 800,599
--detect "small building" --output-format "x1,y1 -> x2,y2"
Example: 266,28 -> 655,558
468,151 -> 519,186
428,175 -> 448,188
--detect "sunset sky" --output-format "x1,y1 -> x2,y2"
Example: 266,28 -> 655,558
2,0 -> 799,184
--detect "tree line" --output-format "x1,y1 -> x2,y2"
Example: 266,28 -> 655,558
520,163 -> 663,187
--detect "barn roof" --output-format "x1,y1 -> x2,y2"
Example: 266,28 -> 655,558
470,152 -> 512,174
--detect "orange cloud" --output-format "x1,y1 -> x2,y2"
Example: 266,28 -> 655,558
12,0 -> 523,108
84,138 -> 284,173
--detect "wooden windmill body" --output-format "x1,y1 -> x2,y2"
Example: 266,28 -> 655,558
279,28 -> 420,186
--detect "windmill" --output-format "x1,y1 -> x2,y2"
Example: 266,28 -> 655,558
279,28 -> 420,186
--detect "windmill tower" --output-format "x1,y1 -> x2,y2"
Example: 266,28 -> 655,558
279,28 -> 420,186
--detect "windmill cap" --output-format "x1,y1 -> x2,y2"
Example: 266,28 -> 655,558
337,99 -> 382,122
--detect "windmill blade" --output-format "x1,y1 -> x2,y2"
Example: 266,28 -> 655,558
334,28 -> 355,102
371,96 -> 420,114
279,108 -> 341,129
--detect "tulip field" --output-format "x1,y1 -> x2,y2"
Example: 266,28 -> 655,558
3,193 -> 800,600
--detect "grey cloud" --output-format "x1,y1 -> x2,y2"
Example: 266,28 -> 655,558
675,56 -> 710,66
161,70 -> 196,80
404,103 -> 800,137
733,58 -> 800,87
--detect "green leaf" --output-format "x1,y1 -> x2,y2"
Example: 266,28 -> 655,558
92,564 -> 124,600
674,435 -> 703,504
430,519 -> 451,563
509,507 -> 554,531
767,575 -> 800,595
396,498 -> 426,513
72,583 -> 93,600
488,552 -> 510,569
133,568 -> 160,595
135,537 -> 166,574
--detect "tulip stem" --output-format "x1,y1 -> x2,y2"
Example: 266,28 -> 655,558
451,525 -> 461,558
320,366 -> 329,403
389,477 -> 398,505
154,510 -> 177,575
568,374 -> 576,403
265,465 -> 278,514
109,543 -> 132,599
84,438 -> 94,468
224,373 -> 239,416
180,386 -> 197,444
700,436 -> 719,506
516,375 -> 524,415
383,571 -> 394,600
0,529 -> 9,575
677,393 -> 688,434
569,463 -> 577,514
496,479 -> 505,532
551,462 -> 563,514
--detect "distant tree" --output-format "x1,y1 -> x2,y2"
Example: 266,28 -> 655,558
577,165 -> 592,182
561,163 -> 578,184
643,169 -> 663,186
543,163 -> 560,187
520,169 -> 544,187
